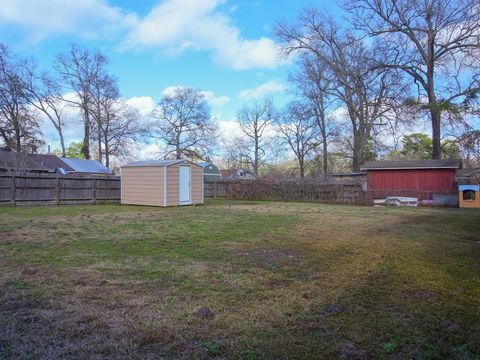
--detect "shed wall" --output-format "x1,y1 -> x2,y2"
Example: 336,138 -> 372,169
121,167 -> 164,206
167,165 -> 180,206
191,165 -> 204,204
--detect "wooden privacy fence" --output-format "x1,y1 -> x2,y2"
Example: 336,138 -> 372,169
0,172 -> 120,205
205,180 -> 367,205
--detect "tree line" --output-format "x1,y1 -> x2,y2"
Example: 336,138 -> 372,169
1,0 -> 479,176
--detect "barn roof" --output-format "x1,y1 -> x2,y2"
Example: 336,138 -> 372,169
360,159 -> 462,171
121,159 -> 202,168
61,158 -> 112,174
30,154 -> 74,172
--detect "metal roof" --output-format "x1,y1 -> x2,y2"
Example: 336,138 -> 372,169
61,158 -> 112,174
360,159 -> 462,170
121,159 -> 202,168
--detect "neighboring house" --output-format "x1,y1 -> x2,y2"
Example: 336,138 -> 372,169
60,158 -> 113,175
198,161 -> 222,182
0,150 -> 112,175
220,169 -> 257,180
360,159 -> 462,203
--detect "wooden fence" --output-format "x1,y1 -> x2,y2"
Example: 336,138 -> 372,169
205,180 -> 367,205
0,172 -> 120,205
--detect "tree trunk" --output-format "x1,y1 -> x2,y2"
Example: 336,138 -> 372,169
322,131 -> 328,178
431,108 -> 441,159
58,126 -> 66,157
352,133 -> 364,172
82,110 -> 90,159
299,158 -> 305,178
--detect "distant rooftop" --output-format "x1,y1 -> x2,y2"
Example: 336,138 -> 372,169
361,159 -> 462,170
61,158 -> 112,174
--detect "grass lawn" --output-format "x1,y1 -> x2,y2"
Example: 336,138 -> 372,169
0,200 -> 479,359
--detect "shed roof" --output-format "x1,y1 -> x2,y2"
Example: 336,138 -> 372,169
360,159 -> 462,171
61,158 -> 112,174
121,159 -> 202,168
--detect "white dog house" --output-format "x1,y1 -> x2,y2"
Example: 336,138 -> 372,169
121,160 -> 204,207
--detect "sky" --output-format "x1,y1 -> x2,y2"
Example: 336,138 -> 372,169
0,0 -> 345,159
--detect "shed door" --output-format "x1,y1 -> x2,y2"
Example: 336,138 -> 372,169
179,165 -> 191,204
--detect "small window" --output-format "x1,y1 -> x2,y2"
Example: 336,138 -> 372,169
463,190 -> 476,201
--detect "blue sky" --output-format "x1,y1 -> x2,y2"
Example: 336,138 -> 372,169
0,1 -> 342,114
0,0 -> 346,158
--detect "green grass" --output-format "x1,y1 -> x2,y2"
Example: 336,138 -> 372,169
0,200 -> 479,359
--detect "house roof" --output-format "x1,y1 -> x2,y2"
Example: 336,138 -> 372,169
29,154 -> 74,172
0,151 -> 73,172
61,158 -> 112,174
121,159 -> 202,168
360,159 -> 462,171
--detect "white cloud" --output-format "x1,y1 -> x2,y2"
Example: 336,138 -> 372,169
125,96 -> 156,116
122,0 -> 279,70
0,0 -> 130,42
200,90 -> 230,107
237,80 -> 286,100
161,85 -> 230,107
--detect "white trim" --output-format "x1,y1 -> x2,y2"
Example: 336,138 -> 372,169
163,166 -> 167,207
120,168 -> 123,204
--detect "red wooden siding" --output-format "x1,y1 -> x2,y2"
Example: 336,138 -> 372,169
367,169 -> 456,199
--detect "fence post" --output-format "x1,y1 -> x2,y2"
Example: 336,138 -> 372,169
92,177 -> 97,204
10,173 -> 16,206
55,174 -> 60,205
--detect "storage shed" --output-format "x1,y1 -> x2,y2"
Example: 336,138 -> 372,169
361,159 -> 462,202
121,160 -> 204,207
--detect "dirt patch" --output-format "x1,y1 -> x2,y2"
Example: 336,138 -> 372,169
409,290 -> 437,300
441,320 -> 462,332
194,306 -> 215,320
340,342 -> 369,359
320,304 -> 346,317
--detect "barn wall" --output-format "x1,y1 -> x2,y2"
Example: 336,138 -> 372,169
367,169 -> 457,200
121,167 -> 164,206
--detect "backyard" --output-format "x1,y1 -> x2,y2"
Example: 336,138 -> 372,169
0,200 -> 479,359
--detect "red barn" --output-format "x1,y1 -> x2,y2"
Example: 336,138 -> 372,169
361,159 -> 462,202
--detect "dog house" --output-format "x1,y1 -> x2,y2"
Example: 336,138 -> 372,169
121,160 -> 204,207
459,185 -> 480,208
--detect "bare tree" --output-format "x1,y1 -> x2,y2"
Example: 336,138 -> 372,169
289,53 -> 337,176
276,10 -> 401,171
151,86 -> 217,160
54,44 -> 109,159
237,98 -> 275,175
346,0 -> 480,159
89,73 -> 120,164
23,64 -> 67,156
0,44 -> 42,152
99,99 -> 143,168
276,102 -> 320,178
